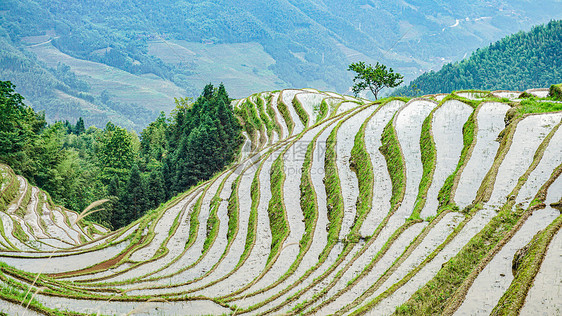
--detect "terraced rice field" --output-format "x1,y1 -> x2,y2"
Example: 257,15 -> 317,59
1,88 -> 561,315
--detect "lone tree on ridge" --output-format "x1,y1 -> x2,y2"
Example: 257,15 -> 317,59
348,62 -> 404,100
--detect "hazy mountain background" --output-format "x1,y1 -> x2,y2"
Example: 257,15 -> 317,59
395,20 -> 562,96
2,0 -> 562,130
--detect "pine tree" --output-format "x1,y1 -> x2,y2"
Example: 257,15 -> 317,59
116,164 -> 147,227
146,166 -> 166,209
97,122 -> 135,184
75,117 -> 85,135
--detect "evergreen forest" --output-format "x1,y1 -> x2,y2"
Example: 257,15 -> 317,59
0,81 -> 242,229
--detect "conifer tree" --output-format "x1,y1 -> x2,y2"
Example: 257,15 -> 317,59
146,167 -> 166,209
116,164 -> 147,227
75,117 -> 85,135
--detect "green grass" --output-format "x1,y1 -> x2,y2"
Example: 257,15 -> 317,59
240,113 -> 357,313
549,83 -> 562,100
254,95 -> 276,138
186,194 -> 203,249
201,173 -> 231,257
379,116 -> 406,210
195,157 -> 267,296
103,180 -> 214,282
474,119 -> 519,204
226,176 -> 240,245
289,103 -> 402,314
442,93 -> 481,109
348,107 -> 376,241
299,140 -> 318,250
392,203 -> 520,315
350,210 -> 460,314
292,96 -> 309,126
245,99 -> 264,132
316,99 -> 329,122
12,220 -> 28,243
264,94 -> 283,137
410,111 -> 437,220
243,167 -> 260,261
202,187 -> 224,254
454,89 -> 494,99
491,213 -> 562,315
0,268 -> 80,316
0,166 -> 19,214
391,106 -> 560,315
301,101 -> 421,314
242,99 -> 266,146
517,99 -> 562,114
324,125 -> 344,247
314,221 -> 416,315
234,105 -> 256,143
277,93 -> 295,135
267,153 -> 290,264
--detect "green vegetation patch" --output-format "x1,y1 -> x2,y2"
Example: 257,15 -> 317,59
392,203 -> 520,315
348,107 -> 376,241
292,96 -> 309,127
234,104 -> 256,140
245,100 -> 264,133
379,116 -> 406,209
11,220 -> 28,243
410,111 -> 437,220
15,180 -> 31,219
277,93 -> 295,135
186,193 -> 203,250
516,99 -> 562,115
549,83 -> 562,100
254,95 -> 276,138
267,153 -> 290,264
243,167 -> 260,262
491,213 -> 562,315
0,167 -> 19,214
324,125 -> 345,247
299,141 -> 318,250
264,94 -> 283,137
202,178 -> 228,254
316,99 -> 329,123
0,269 -> 79,316
226,176 -> 240,245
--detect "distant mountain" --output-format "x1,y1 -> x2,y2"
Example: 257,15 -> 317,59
1,0 -> 562,129
394,20 -> 562,96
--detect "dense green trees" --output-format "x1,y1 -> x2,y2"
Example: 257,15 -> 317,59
0,81 -> 46,176
395,21 -> 562,96
165,83 -> 242,197
0,81 -> 242,229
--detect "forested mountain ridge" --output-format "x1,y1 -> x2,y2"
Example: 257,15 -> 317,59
1,0 -> 562,130
395,20 -> 562,96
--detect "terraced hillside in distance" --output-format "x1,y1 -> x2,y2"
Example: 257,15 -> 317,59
0,87 -> 561,315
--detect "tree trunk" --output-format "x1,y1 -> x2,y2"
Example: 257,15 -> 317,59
369,86 -> 379,100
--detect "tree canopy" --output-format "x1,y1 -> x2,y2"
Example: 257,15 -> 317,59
348,62 -> 403,100
0,81 -> 242,229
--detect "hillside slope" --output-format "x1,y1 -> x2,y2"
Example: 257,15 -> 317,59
0,87 -> 561,315
395,20 -> 562,96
